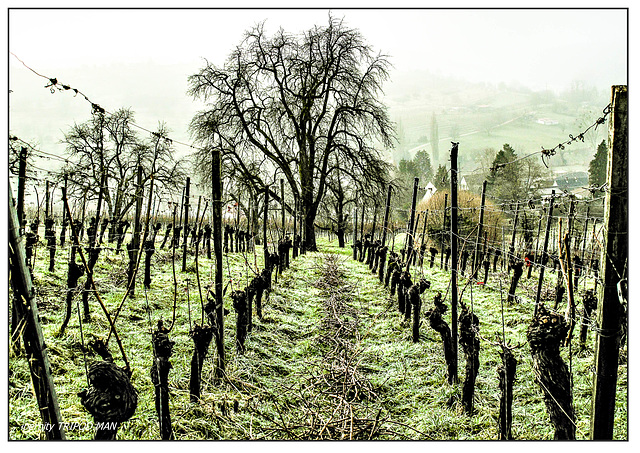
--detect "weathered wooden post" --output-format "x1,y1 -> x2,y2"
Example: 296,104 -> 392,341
410,212 -> 421,266
17,147 -> 27,232
534,191 -> 555,317
418,209 -> 429,267
59,173 -> 69,247
263,188 -> 269,265
352,206 -> 358,260
580,205 -> 590,261
405,177 -> 419,271
9,181 -> 66,439
81,172 -> 105,320
508,201 -> 520,266
45,179 -> 50,221
207,149 -> 225,382
590,85 -> 627,440
127,166 -> 143,297
12,147 -> 29,351
293,197 -> 298,259
280,178 -> 286,239
450,142 -> 459,383
534,212 -> 543,265
190,195 -> 202,247
440,193 -> 448,269
182,177 -> 190,272
378,185 -> 392,283
359,203 -> 366,261
472,181 -> 487,279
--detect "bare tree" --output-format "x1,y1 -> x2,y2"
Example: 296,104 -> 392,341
61,110 -> 185,239
322,154 -> 392,247
188,15 -> 395,250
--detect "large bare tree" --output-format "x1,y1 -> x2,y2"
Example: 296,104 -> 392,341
188,16 -> 394,250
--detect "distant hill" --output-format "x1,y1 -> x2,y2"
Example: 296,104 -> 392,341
382,70 -> 609,180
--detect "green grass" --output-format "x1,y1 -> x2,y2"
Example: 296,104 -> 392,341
9,234 -> 627,439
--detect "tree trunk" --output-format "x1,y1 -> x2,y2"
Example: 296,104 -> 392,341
303,204 -> 318,252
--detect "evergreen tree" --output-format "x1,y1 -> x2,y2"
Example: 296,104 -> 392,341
414,149 -> 434,183
434,164 -> 450,190
398,158 -> 418,177
486,143 -> 547,202
588,140 -> 608,186
430,113 -> 440,165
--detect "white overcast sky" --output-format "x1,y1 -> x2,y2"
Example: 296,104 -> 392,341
4,3 -> 631,161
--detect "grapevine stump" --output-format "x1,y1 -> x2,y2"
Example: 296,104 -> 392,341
151,321 -> 175,440
527,305 -> 575,440
426,292 -> 456,385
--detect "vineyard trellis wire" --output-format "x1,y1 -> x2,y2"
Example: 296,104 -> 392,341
8,48 -> 626,440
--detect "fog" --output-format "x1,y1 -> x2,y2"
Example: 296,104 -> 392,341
7,8 -> 628,163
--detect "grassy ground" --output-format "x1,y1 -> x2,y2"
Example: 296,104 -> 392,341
9,233 -> 627,440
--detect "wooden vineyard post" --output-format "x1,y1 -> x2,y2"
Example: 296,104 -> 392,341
12,146 -> 28,352
235,195 -> 241,253
8,181 -> 66,439
410,212 -> 421,266
359,203 -> 366,261
531,212 -> 543,279
567,198 -> 576,256
590,85 -> 628,440
81,172 -> 105,321
182,177 -> 190,272
509,201 -> 520,266
45,179 -> 50,220
281,178 -> 285,239
293,196 -> 298,258
440,193 -> 448,269
419,209 -> 428,267
581,206 -> 590,262
191,195 -> 202,248
450,142 -> 459,384
472,180 -> 487,279
352,206 -> 358,260
79,191 -> 87,243
17,146 -> 27,232
378,185 -> 392,283
263,188 -> 269,265
127,166 -> 143,297
370,205 -> 378,242
534,191 -> 555,317
59,173 -> 68,247
367,205 -> 378,268
405,177 -> 419,271
211,149 -> 225,381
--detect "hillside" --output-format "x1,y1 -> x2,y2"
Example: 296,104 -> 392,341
9,237 -> 627,440
383,71 -> 609,175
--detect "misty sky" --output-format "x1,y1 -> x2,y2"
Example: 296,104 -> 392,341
7,7 -> 628,162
